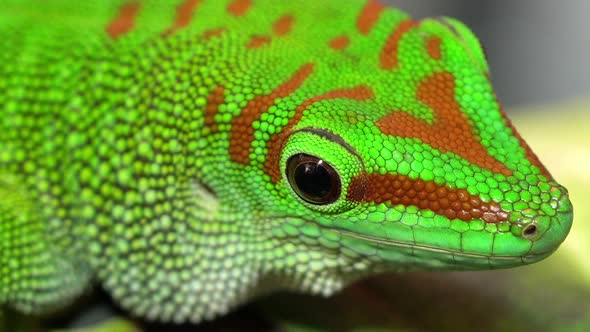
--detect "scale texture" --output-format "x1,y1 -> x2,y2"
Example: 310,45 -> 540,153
0,0 -> 573,324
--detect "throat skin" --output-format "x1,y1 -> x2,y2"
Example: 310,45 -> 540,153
0,0 -> 573,324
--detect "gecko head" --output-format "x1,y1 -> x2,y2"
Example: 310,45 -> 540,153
255,15 -> 573,281
276,127 -> 572,273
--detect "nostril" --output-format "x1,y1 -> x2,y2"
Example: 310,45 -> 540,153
523,224 -> 538,239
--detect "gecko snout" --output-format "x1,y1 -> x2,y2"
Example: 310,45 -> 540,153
522,190 -> 573,257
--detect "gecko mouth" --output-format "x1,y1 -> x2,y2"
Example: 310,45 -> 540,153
339,230 -> 552,259
271,212 -> 569,269
335,229 -> 554,263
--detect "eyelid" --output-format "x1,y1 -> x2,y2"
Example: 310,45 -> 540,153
295,127 -> 361,159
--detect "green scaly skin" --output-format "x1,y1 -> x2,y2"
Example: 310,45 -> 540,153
0,0 -> 573,325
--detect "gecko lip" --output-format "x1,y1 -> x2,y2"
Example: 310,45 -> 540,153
336,229 -> 554,261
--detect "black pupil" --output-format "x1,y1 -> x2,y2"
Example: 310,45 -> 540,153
295,162 -> 332,200
287,154 -> 340,205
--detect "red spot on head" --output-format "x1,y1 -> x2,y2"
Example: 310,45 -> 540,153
380,19 -> 418,70
329,36 -> 350,50
203,28 -> 227,40
265,86 -> 375,183
162,0 -> 202,36
106,2 -> 141,39
228,0 -> 252,17
246,35 -> 272,48
230,64 -> 315,165
357,0 -> 387,35
274,15 -> 294,36
499,108 -> 553,179
376,72 -> 512,176
426,36 -> 443,60
204,87 -> 226,134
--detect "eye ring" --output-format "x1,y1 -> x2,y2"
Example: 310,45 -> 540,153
286,153 -> 341,205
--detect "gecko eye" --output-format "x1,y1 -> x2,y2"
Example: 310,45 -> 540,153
286,153 -> 341,205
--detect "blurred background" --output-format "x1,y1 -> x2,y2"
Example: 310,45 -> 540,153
385,0 -> 590,108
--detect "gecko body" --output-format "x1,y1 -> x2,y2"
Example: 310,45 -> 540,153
0,0 -> 573,324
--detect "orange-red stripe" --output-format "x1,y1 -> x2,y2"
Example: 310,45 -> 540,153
376,72 -> 512,176
426,36 -> 443,60
245,14 -> 294,49
204,87 -> 225,134
228,0 -> 252,16
380,19 -> 418,70
500,108 -> 552,179
357,0 -> 386,35
348,174 -> 509,223
273,15 -> 294,36
229,64 -> 315,165
246,35 -> 272,48
265,86 -> 375,183
162,0 -> 202,36
329,35 -> 350,50
106,2 -> 141,39
203,28 -> 227,40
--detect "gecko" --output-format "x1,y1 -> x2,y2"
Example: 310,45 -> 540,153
0,0 -> 573,327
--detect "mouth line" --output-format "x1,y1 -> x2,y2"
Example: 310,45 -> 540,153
336,229 -> 550,261
270,215 -> 555,262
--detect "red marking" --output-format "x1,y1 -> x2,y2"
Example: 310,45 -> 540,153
426,36 -> 443,60
500,108 -> 553,179
228,0 -> 252,17
357,0 -> 386,35
162,0 -> 201,36
265,86 -> 375,183
273,15 -> 294,36
229,64 -> 315,165
348,174 -> 509,223
329,36 -> 350,50
246,35 -> 272,48
106,2 -> 141,39
203,28 -> 227,40
204,87 -> 225,134
380,19 -> 418,70
376,72 -> 513,176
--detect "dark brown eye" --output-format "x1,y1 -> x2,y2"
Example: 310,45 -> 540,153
286,154 -> 341,205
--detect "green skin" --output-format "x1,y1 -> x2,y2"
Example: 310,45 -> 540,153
0,0 -> 573,326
